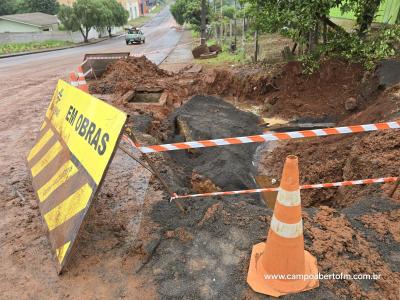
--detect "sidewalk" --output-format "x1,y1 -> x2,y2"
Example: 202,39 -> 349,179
160,29 -> 194,72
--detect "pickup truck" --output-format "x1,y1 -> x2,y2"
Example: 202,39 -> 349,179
126,28 -> 145,45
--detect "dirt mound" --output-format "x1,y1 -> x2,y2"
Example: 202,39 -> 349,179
142,189 -> 400,299
263,59 -> 375,121
164,96 -> 263,192
89,58 -> 378,128
90,56 -> 171,95
258,84 -> 400,207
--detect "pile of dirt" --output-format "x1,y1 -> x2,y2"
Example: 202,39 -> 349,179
258,84 -> 400,207
80,56 -> 400,299
263,59 -> 377,121
90,56 -> 171,95
163,96 -> 263,192
89,57 -> 377,127
138,184 -> 400,299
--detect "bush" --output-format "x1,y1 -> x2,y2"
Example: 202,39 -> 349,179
301,25 -> 400,73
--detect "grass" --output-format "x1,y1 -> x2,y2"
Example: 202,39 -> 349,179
196,43 -> 249,66
128,16 -> 152,28
150,4 -> 163,14
0,40 -> 74,55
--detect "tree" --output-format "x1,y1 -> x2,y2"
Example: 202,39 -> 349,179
58,0 -> 105,43
98,0 -> 128,37
200,0 -> 206,45
170,0 -> 210,32
58,5 -> 80,32
170,0 -> 186,25
343,0 -> 382,35
20,0 -> 60,15
0,0 -> 19,16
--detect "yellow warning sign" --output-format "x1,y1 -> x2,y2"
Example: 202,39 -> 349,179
27,80 -> 127,273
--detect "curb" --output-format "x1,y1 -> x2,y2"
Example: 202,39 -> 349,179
0,36 -> 119,59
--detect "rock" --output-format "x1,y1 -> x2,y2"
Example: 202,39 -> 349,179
121,90 -> 135,102
208,44 -> 222,53
264,103 -> 274,112
191,172 -> 221,194
345,97 -> 358,111
192,44 -> 209,59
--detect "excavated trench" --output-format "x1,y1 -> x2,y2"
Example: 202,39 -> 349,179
92,57 -> 398,209
88,56 -> 400,299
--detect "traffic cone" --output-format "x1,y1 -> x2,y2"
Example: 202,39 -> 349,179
247,155 -> 319,297
77,66 -> 89,93
69,71 -> 79,88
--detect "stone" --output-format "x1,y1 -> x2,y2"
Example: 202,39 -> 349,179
345,97 -> 358,111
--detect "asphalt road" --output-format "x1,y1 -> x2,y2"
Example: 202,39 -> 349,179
0,6 -> 182,190
0,6 -> 182,101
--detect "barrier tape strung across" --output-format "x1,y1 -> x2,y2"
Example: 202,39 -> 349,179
170,177 -> 398,200
136,121 -> 400,153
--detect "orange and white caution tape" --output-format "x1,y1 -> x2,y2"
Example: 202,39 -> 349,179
137,121 -> 400,153
122,134 -> 142,148
170,176 -> 398,200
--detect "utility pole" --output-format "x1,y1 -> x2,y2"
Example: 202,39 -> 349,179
201,0 -> 207,46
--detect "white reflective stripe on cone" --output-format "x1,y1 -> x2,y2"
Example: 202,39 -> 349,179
276,189 -> 301,207
270,215 -> 303,238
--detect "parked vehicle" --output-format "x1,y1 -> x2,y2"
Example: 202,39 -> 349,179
125,28 -> 145,45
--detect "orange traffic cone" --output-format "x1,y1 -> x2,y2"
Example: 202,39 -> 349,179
69,71 -> 79,88
77,66 -> 89,93
247,155 -> 319,297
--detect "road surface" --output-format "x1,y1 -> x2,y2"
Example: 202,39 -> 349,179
0,6 -> 182,177
0,8 -> 184,298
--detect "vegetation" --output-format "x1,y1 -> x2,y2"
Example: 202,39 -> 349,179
0,40 -> 73,55
171,0 -> 209,31
201,41 -> 248,65
173,0 -> 399,71
128,16 -> 151,28
98,0 -> 129,37
0,0 -> 59,16
58,0 -> 128,43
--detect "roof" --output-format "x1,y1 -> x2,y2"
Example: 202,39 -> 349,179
0,12 -> 58,28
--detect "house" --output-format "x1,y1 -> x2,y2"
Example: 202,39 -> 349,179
0,12 -> 59,33
58,0 -> 149,20
119,0 -> 141,20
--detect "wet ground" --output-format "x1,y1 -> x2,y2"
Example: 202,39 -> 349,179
0,7 -> 190,299
1,10 -> 400,298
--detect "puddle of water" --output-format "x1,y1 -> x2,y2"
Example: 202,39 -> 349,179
131,91 -> 163,103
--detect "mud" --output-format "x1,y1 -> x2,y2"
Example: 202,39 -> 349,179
165,96 -> 263,192
137,188 -> 400,299
2,49 -> 399,300
259,84 -> 400,207
262,60 -> 375,121
82,56 -> 400,299
90,56 -> 171,95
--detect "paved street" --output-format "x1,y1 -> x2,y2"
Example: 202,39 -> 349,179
0,6 -> 186,298
0,6 -> 182,182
